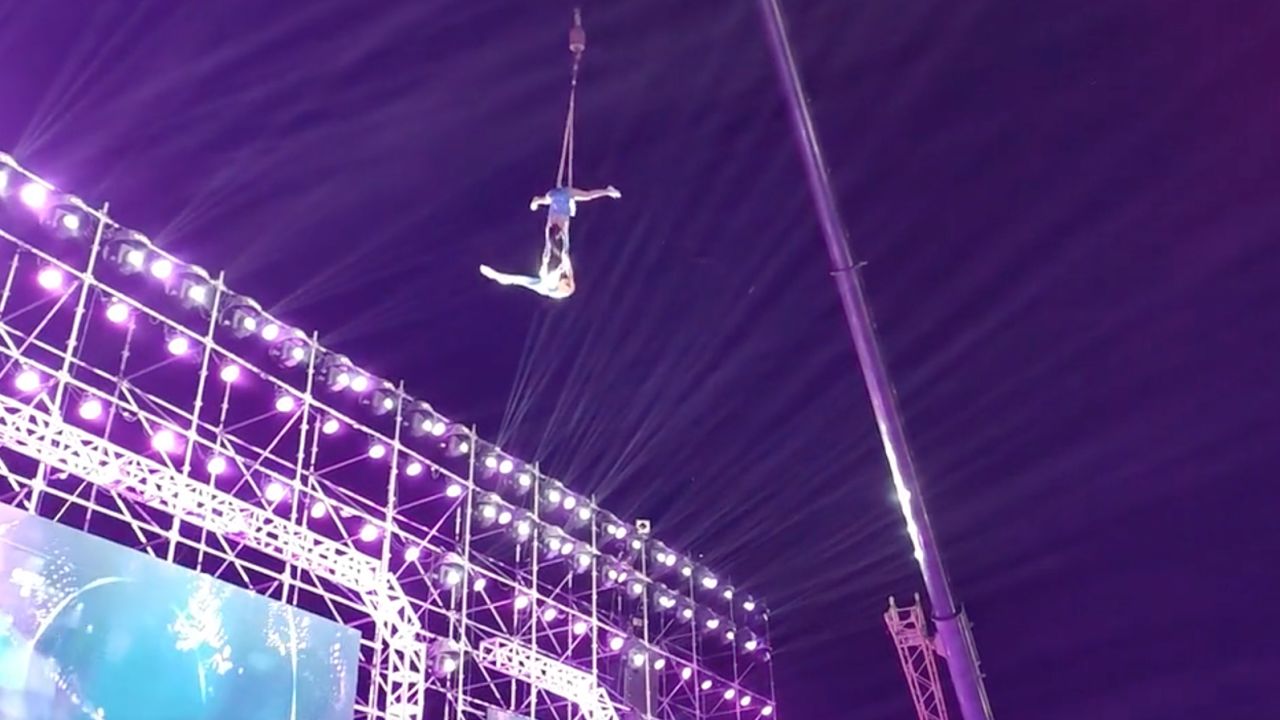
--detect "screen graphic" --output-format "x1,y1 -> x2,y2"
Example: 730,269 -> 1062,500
0,503 -> 359,720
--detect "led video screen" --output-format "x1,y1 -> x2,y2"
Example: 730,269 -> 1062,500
0,503 -> 359,720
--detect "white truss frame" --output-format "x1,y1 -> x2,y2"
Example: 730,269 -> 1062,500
0,152 -> 777,720
885,596 -> 950,720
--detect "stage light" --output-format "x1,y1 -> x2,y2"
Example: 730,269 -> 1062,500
219,364 -> 241,383
149,257 -> 174,280
320,416 -> 340,435
545,487 -> 562,506
36,266 -> 65,290
18,182 -> 49,210
358,523 -> 379,542
700,573 -> 719,590
175,269 -> 214,309
516,471 -> 533,490
740,696 -> 753,708
77,397 -> 104,421
105,299 -> 130,325
700,679 -> 713,691
657,593 -> 677,610
574,552 -> 592,572
514,595 -> 531,611
445,483 -> 464,498
724,689 -> 736,701
269,337 -> 310,369
681,564 -> 694,578
101,229 -> 149,274
13,368 -> 41,393
654,551 -> 669,566
722,587 -> 734,600
404,459 -> 424,477
762,706 -> 775,717
546,535 -> 563,554
514,519 -> 532,540
575,506 -> 592,523
349,373 -> 371,393
151,428 -> 179,454
541,606 -> 558,622
742,599 -> 757,612
608,636 -> 625,652
629,649 -> 647,668
274,393 -> 297,414
484,455 -> 499,471
166,333 -> 191,357
207,455 -> 228,476
447,434 -> 472,457
440,564 -> 463,588
430,420 -> 448,437
627,580 -> 644,598
404,546 -> 421,562
472,577 -> 488,593
368,442 -> 388,460
265,482 -> 286,503
705,617 -> 721,631
497,509 -> 513,526
663,553 -> 677,567
572,619 -> 588,635
562,494 -> 577,511
429,639 -> 462,678
310,501 -> 327,519
498,458 -> 514,474
744,638 -> 759,652
653,657 -> 666,671
629,538 -> 643,552
480,503 -> 498,523
724,629 -> 735,642
260,321 -> 282,342
680,606 -> 695,622
366,385 -> 397,415
680,666 -> 693,681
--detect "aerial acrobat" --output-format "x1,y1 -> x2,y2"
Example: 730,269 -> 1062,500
479,9 -> 620,300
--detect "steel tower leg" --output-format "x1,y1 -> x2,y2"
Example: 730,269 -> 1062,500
755,1 -> 994,718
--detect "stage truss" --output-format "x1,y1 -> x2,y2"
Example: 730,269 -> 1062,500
0,153 -> 776,720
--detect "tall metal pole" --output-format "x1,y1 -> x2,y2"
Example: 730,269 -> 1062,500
756,2 -> 994,718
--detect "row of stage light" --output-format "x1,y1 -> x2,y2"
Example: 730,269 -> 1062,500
0,153 -> 774,705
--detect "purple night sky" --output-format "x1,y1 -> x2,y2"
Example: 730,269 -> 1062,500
3,1 -> 1279,718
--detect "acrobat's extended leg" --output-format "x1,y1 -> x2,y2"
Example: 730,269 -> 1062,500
480,264 -> 546,290
569,186 -> 621,204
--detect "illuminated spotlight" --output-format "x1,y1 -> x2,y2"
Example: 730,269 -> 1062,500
100,227 -> 152,271
541,606 -> 558,622
173,268 -> 213,310
663,553 -> 677,568
319,354 -> 355,391
744,637 -> 760,652
680,667 -> 693,681
446,433 -> 472,457
722,586 -> 735,601
762,706 -> 775,717
497,509 -> 513,526
704,617 -> 721,631
218,364 -> 241,383
700,572 -> 719,590
206,455 -> 228,476
367,442 -> 388,460
629,649 -> 647,668
656,593 -> 677,611
574,506 -> 592,523
445,483 -> 464,499
273,392 -> 298,414
348,373 -> 371,394
404,546 -> 421,562
13,368 -> 42,394
264,482 -> 287,503
723,689 -> 737,701
740,695 -> 753,708
680,563 -> 694,579
309,501 -> 327,519
36,265 -> 65,291
220,298 -> 262,338
76,397 -> 104,421
742,598 -> 757,613
150,428 -> 180,454
483,454 -> 499,471
653,657 -> 667,671
608,636 -> 626,652
18,181 -> 50,210
472,577 -> 488,593
358,523 -> 379,542
679,606 -> 695,623
513,595 -> 531,611
149,256 -> 175,280
724,628 -> 736,642
572,620 -> 588,636
165,333 -> 192,357
429,639 -> 461,678
573,551 -> 593,573
626,580 -> 645,598
260,321 -> 282,342
320,416 -> 341,435
629,538 -> 643,553
105,299 -> 131,325
513,518 -> 533,541
654,550 -> 669,567
562,494 -> 577,511
436,555 -> 465,588
560,541 -> 575,557
404,459 -> 425,477
545,487 -> 563,507
364,384 -> 397,415
545,535 -> 563,555
700,679 -> 713,692
270,337 -> 310,369
498,457 -> 514,475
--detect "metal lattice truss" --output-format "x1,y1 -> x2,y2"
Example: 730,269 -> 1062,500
0,391 -> 429,720
476,638 -> 618,720
885,596 -> 950,720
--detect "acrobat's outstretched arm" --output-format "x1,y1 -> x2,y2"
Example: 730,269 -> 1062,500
571,186 -> 621,203
530,194 -> 552,211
